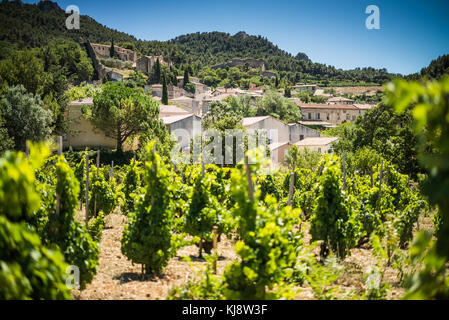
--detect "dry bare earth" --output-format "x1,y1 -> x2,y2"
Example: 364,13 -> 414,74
73,208 -> 432,300
72,210 -> 239,300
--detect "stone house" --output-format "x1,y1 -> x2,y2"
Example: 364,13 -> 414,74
297,103 -> 361,126
242,116 -> 291,145
136,55 -> 169,75
292,84 -> 318,92
64,98 -> 116,150
287,123 -> 321,144
327,96 -> 355,105
90,43 -> 137,65
270,142 -> 291,166
170,96 -> 201,115
159,105 -> 190,118
161,114 -> 202,151
151,84 -> 188,99
294,137 -> 339,154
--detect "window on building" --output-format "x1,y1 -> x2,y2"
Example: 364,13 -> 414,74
316,113 -> 320,120
300,135 -> 304,141
326,113 -> 330,120
308,112 -> 312,120
318,148 -> 322,153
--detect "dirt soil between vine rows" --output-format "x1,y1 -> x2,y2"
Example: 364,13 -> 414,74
72,210 -> 433,300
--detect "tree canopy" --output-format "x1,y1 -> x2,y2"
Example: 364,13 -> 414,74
89,82 -> 160,154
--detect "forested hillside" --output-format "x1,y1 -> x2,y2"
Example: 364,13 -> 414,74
407,54 -> 449,80
169,31 -> 397,85
0,1 -> 397,86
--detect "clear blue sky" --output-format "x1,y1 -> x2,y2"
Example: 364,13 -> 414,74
25,0 -> 449,75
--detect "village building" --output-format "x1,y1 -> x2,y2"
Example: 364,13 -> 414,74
136,55 -> 169,75
90,43 -> 137,65
269,142 -> 291,166
161,114 -> 202,151
298,120 -> 334,130
327,96 -> 355,105
287,123 -> 321,143
297,103 -> 362,126
313,89 -> 333,98
170,96 -> 202,115
176,76 -> 201,87
242,116 -> 290,145
294,137 -> 339,154
106,70 -> 123,82
159,105 -> 190,118
64,98 -> 116,150
176,76 -> 209,95
242,116 -> 322,164
151,84 -> 189,99
292,84 -> 318,92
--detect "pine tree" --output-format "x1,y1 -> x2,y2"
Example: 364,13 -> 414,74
110,38 -> 115,58
162,74 -> 168,105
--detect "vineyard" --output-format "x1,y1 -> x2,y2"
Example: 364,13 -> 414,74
1,78 -> 449,300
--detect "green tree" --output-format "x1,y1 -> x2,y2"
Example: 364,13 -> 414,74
0,50 -> 45,96
149,59 -> 161,85
110,38 -> 115,58
183,69 -> 190,88
89,82 -> 159,154
0,113 -> 13,154
184,82 -> 196,94
162,74 -> 168,105
0,85 -> 53,151
256,89 -> 302,123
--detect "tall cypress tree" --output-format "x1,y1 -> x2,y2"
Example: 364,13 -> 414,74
162,74 -> 168,105
110,39 -> 115,58
150,59 -> 161,85
183,69 -> 190,88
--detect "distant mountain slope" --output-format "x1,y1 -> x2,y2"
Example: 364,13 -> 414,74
168,31 -> 395,84
0,0 -> 137,47
0,1 -> 398,85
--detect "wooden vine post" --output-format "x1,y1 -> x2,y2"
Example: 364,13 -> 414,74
56,136 -> 62,217
244,154 -> 254,202
342,150 -> 346,191
109,161 -> 114,179
93,150 -> 100,218
197,153 -> 206,258
287,153 -> 296,206
85,152 -> 89,227
377,160 -> 384,209
212,226 -> 218,274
